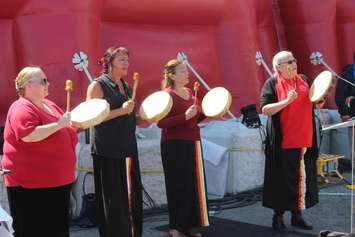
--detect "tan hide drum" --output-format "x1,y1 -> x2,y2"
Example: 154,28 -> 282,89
139,91 -> 173,123
71,99 -> 110,129
202,87 -> 232,118
309,70 -> 335,103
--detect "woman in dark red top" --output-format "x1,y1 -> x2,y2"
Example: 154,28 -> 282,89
157,59 -> 209,237
2,66 -> 77,237
260,51 -> 319,232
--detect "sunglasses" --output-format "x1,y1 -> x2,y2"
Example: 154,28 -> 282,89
40,78 -> 49,85
29,77 -> 49,86
279,59 -> 297,65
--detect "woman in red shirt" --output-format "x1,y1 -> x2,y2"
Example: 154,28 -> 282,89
2,66 -> 77,237
260,51 -> 319,232
157,59 -> 209,237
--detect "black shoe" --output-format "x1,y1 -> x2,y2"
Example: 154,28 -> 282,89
272,215 -> 287,232
291,216 -> 313,230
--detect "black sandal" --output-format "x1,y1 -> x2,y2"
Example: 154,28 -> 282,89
184,231 -> 203,237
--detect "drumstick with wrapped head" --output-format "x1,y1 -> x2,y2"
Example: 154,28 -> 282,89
131,72 -> 139,101
193,81 -> 200,105
65,80 -> 73,112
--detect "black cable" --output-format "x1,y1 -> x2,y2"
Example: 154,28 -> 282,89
143,188 -> 263,222
142,184 -> 157,209
208,188 -> 262,212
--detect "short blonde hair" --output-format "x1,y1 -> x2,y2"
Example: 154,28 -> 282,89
272,51 -> 293,74
15,66 -> 41,95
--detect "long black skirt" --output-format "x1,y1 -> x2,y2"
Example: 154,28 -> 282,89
93,154 -> 143,237
161,139 -> 209,232
263,148 -> 319,211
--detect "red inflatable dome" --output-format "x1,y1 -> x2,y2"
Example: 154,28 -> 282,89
0,0 -> 355,125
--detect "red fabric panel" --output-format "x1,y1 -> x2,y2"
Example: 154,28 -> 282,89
215,0 -> 278,114
0,1 -> 27,19
279,0 -> 338,108
14,14 -> 100,110
11,0 -> 102,116
0,20 -> 17,125
101,23 -> 222,106
102,0 -> 225,25
0,0 -> 103,125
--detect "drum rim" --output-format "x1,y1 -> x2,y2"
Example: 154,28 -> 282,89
309,70 -> 334,102
201,87 -> 232,118
71,98 -> 110,129
139,91 -> 173,123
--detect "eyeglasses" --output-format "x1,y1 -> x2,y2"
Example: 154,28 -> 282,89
279,59 -> 297,65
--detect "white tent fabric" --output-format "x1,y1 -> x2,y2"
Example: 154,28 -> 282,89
0,205 -> 13,237
201,139 -> 228,166
200,120 -> 266,198
201,139 -> 229,198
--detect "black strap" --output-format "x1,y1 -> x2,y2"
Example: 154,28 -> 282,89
82,171 -> 94,196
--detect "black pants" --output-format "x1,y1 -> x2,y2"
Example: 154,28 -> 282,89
93,155 -> 143,237
7,183 -> 72,237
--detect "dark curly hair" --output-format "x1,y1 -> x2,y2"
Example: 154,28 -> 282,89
99,46 -> 129,74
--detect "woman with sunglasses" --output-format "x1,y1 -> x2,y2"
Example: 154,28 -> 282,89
86,46 -> 142,237
260,51 -> 319,232
2,66 -> 77,237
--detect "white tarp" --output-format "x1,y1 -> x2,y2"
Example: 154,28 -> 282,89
0,205 -> 13,237
200,119 -> 266,198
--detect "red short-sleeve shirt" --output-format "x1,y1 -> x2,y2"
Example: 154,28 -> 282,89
2,97 -> 77,188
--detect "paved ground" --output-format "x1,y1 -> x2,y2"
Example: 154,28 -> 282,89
70,173 -> 355,237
